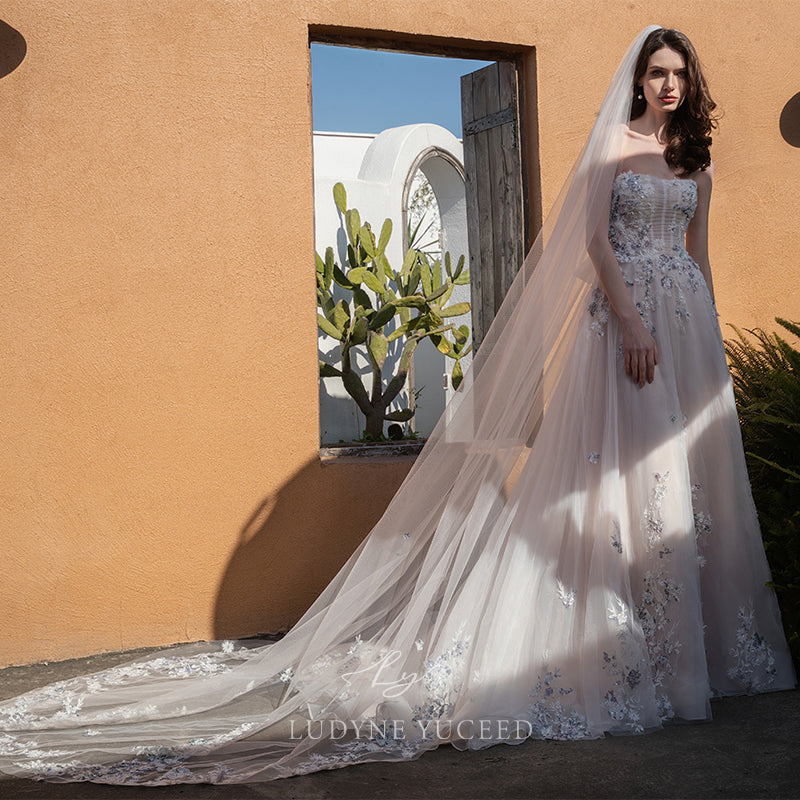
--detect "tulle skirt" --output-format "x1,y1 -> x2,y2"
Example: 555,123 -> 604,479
0,249 -> 794,785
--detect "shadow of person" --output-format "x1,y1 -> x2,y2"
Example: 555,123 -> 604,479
212,454 -> 416,640
0,20 -> 26,79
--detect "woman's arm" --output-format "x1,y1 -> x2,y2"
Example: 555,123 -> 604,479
685,161 -> 715,303
588,196 -> 659,388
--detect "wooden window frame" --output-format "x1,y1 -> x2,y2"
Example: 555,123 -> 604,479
308,25 -> 541,457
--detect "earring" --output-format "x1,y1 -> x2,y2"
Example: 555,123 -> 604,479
636,87 -> 643,100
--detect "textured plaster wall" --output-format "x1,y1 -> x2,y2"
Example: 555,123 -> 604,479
0,0 -> 797,666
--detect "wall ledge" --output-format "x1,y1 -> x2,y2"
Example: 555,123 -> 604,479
319,440 -> 425,463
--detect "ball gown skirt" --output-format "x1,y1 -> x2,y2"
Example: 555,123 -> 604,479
0,170 -> 795,784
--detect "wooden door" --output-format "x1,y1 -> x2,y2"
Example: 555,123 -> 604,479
460,61 -> 527,352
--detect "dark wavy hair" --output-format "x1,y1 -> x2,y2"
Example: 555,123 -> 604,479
631,28 -> 718,174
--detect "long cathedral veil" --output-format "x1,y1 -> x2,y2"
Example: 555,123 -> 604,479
0,26 -> 664,784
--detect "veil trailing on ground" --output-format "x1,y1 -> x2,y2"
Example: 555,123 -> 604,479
0,27 -> 665,784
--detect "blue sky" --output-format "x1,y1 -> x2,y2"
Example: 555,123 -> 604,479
310,44 -> 494,139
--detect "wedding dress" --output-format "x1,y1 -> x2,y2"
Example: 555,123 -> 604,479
0,26 -> 795,785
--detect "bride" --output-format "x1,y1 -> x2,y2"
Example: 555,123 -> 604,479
0,25 -> 795,785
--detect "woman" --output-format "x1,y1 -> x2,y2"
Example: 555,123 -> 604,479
0,26 -> 795,785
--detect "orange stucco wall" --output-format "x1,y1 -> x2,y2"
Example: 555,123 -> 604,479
1,1 -> 798,667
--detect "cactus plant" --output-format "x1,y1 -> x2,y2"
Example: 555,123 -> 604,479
317,182 -> 471,440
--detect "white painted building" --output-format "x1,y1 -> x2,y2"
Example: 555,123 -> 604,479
313,124 -> 472,444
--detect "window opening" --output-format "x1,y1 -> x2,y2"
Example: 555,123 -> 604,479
310,35 -> 532,448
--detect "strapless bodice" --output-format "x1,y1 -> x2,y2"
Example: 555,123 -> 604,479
609,171 -> 698,263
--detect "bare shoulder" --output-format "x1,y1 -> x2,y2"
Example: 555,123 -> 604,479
694,161 -> 715,190
616,123 -> 636,158
690,161 -> 714,208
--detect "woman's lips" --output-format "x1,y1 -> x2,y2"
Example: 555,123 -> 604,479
660,96 -> 678,103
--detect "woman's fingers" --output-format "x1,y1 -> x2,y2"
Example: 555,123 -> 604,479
645,340 -> 660,384
626,344 -> 647,386
627,344 -> 656,388
621,320 -> 658,388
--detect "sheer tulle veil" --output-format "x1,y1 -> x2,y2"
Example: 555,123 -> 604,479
0,26 -> 668,784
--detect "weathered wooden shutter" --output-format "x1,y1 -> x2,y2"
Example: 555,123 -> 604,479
460,61 -> 526,351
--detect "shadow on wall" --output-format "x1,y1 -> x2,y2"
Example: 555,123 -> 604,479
212,455 -> 415,640
319,379 -> 362,443
780,92 -> 800,148
0,20 -> 26,78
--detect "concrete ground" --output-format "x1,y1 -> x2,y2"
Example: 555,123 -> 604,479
0,645 -> 798,800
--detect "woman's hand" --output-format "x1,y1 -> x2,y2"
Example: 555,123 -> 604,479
621,317 -> 659,388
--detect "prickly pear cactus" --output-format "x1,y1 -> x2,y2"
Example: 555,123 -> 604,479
316,182 -> 471,439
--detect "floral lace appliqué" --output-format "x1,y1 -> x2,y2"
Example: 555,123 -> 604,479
690,482 -> 713,567
727,603 -> 777,692
609,172 -> 704,334
557,580 -> 576,609
611,520 -> 623,554
411,629 -> 472,728
642,471 -> 670,553
601,651 -> 645,732
3,722 -> 260,786
637,471 -> 683,721
587,287 -> 611,337
528,666 -> 590,740
0,642 -> 261,730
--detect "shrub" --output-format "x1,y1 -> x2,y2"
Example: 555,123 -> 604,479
725,317 -> 800,668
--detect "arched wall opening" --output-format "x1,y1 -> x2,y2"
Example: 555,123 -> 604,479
402,146 -> 472,429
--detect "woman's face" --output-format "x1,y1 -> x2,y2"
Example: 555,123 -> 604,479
640,46 -> 688,113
